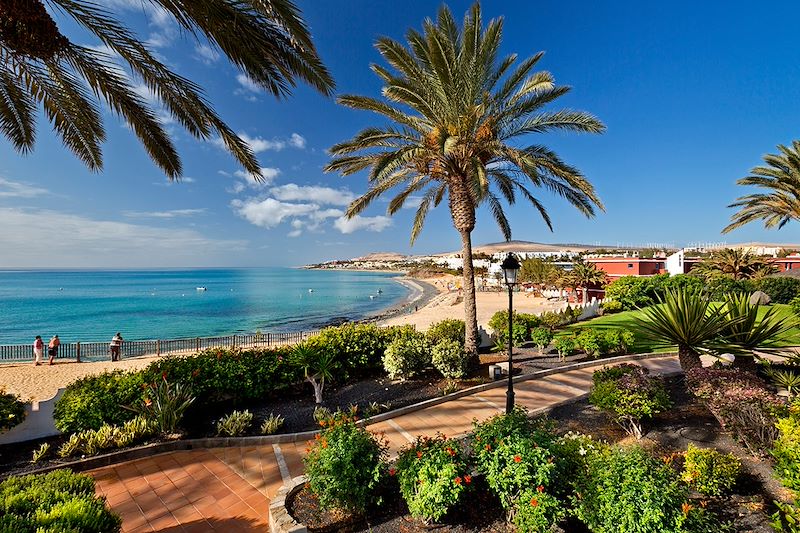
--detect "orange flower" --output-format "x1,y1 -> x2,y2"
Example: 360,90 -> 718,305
485,444 -> 491,451
513,455 -> 522,463
315,434 -> 320,440
537,485 -> 544,493
682,502 -> 693,516
476,436 -> 481,441
144,398 -> 152,407
530,498 -> 539,507
416,451 -> 423,458
464,475 -> 472,484
319,420 -> 327,427
454,477 -> 462,485
321,438 -> 328,448
389,468 -> 396,476
446,447 -> 456,457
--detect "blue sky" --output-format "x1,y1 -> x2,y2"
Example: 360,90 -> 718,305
1,0 -> 800,267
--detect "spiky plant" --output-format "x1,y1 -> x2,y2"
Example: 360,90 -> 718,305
0,0 -> 334,178
325,3 -> 604,361
633,288 -> 738,370
724,141 -> 800,233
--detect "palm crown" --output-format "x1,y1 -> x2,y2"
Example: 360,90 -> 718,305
324,3 -> 604,357
724,141 -> 800,233
0,0 -> 334,178
692,248 -> 776,281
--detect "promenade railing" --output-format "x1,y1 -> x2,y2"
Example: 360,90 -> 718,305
0,331 -> 318,364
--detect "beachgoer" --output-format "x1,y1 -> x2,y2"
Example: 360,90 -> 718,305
33,335 -> 43,365
48,335 -> 60,365
109,332 -> 123,361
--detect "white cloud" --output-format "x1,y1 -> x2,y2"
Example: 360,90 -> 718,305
289,133 -> 306,149
194,44 -> 220,64
270,184 -> 355,206
403,196 -> 424,209
0,178 -> 48,198
334,215 -> 392,234
0,208 -> 244,268
122,208 -> 206,219
236,74 -> 261,94
231,198 -> 318,228
234,167 -> 280,184
213,133 -> 308,154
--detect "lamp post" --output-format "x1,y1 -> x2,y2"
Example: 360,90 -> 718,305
501,253 -> 521,413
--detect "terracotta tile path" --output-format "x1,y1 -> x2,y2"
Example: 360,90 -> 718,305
89,356 -> 681,532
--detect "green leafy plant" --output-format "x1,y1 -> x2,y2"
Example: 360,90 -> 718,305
513,487 -> 565,533
382,330 -> 431,379
539,311 -> 564,331
364,401 -> 390,418
791,296 -> 800,317
589,364 -> 671,439
766,365 -> 800,397
125,376 -> 195,435
773,404 -> 800,491
772,500 -> 800,533
260,413 -> 284,435
394,435 -> 471,523
575,328 -> 607,358
439,379 -> 460,396
426,319 -> 466,345
216,409 -> 253,437
292,343 -> 337,404
755,277 -> 800,304
54,370 -> 145,433
553,336 -> 576,361
601,299 -> 624,314
0,470 -> 121,532
0,388 -> 25,433
531,327 -> 554,354
603,328 -> 635,354
313,405 -> 332,424
31,443 -> 50,463
681,443 -> 741,496
303,413 -> 387,513
309,323 -> 406,378
57,433 -> 83,458
431,339 -> 468,379
572,446 -> 691,533
489,310 -> 531,345
719,292 -> 795,369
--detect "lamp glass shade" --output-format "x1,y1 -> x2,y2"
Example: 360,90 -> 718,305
500,253 -> 521,286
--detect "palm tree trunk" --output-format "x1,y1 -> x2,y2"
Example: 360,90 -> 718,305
732,354 -> 758,373
678,345 -> 702,370
582,287 -> 588,303
460,230 -> 480,366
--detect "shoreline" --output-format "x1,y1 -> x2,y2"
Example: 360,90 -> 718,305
361,277 -> 443,325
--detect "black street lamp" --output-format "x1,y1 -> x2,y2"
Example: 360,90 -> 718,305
501,253 -> 521,413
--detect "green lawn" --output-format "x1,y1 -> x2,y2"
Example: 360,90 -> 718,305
556,303 -> 800,355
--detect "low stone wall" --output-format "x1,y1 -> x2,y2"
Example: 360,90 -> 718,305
269,476 -> 308,533
0,389 -> 64,445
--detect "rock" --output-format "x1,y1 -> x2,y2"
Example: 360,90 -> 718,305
749,290 -> 771,306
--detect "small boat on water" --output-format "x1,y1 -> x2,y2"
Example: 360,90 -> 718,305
308,289 -> 314,293
377,289 -> 383,294
196,287 -> 207,291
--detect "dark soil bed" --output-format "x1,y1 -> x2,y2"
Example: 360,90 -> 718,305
287,375 -> 782,533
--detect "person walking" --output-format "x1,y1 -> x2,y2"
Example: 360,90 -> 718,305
48,334 -> 60,365
33,335 -> 43,365
109,332 -> 123,361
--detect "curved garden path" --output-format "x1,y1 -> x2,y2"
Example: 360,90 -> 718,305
88,355 -> 681,532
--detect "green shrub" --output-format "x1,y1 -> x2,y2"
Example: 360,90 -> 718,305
216,409 -> 253,437
260,413 -> 284,435
601,299 -> 623,314
431,339 -> 468,379
772,500 -> 800,532
755,277 -> 800,304
383,330 -> 431,379
604,276 -> 659,310
575,328 -> 608,357
773,406 -> 800,491
530,327 -> 554,354
0,470 -> 121,532
0,388 -> 25,433
539,311 -> 563,331
304,414 -> 387,513
309,323 -> 407,378
572,446 -> 691,533
56,416 -> 155,459
394,435 -> 471,523
791,296 -> 800,317
681,443 -> 740,496
553,336 -> 576,360
426,319 -> 465,345
124,377 -> 195,435
519,313 -> 542,330
513,487 -> 565,533
54,370 -> 145,433
589,364 -> 671,439
488,310 -> 531,345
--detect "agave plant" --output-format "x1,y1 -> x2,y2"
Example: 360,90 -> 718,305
633,288 -> 740,370
125,377 -> 195,435
719,293 -> 795,370
764,364 -> 800,397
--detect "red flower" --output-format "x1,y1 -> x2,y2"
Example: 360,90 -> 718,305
485,444 -> 491,451
513,455 -> 522,463
416,451 -> 423,458
161,371 -> 168,381
389,468 -> 396,476
530,498 -> 539,507
446,447 -> 456,457
464,475 -> 472,484
454,477 -> 462,485
537,485 -> 544,493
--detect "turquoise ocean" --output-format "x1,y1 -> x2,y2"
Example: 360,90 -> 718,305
0,268 -> 409,345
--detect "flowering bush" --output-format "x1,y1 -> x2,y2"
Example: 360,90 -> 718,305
589,364 -> 671,439
303,413 -> 387,513
773,402 -> 800,491
686,367 -> 787,454
426,319 -> 466,345
382,330 -> 431,379
0,388 -> 25,433
394,435 -> 471,523
512,487 -> 565,533
572,446 -> 691,533
681,443 -> 741,496
431,339 -> 468,379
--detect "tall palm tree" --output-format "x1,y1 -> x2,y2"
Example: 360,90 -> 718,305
724,141 -> 800,233
324,3 -> 604,361
569,260 -> 607,303
0,0 -> 334,178
692,248 -> 776,280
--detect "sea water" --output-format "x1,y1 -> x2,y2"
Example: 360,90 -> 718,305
0,268 -> 408,344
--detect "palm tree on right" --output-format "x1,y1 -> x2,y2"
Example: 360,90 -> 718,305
569,260 -> 607,303
724,141 -> 800,234
325,3 -> 605,363
692,248 -> 776,281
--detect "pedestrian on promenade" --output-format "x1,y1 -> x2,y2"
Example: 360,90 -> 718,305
48,334 -> 60,365
109,332 -> 123,361
33,335 -> 43,365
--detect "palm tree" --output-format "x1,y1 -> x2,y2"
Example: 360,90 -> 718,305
518,258 -> 559,290
724,141 -> 800,233
692,248 -> 776,280
324,3 -> 604,361
0,0 -> 334,178
634,288 -> 736,370
569,260 -> 607,303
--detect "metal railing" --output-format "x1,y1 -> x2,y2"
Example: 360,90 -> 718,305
0,330 -> 318,364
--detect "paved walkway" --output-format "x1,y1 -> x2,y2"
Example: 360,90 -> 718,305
89,356 -> 681,532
